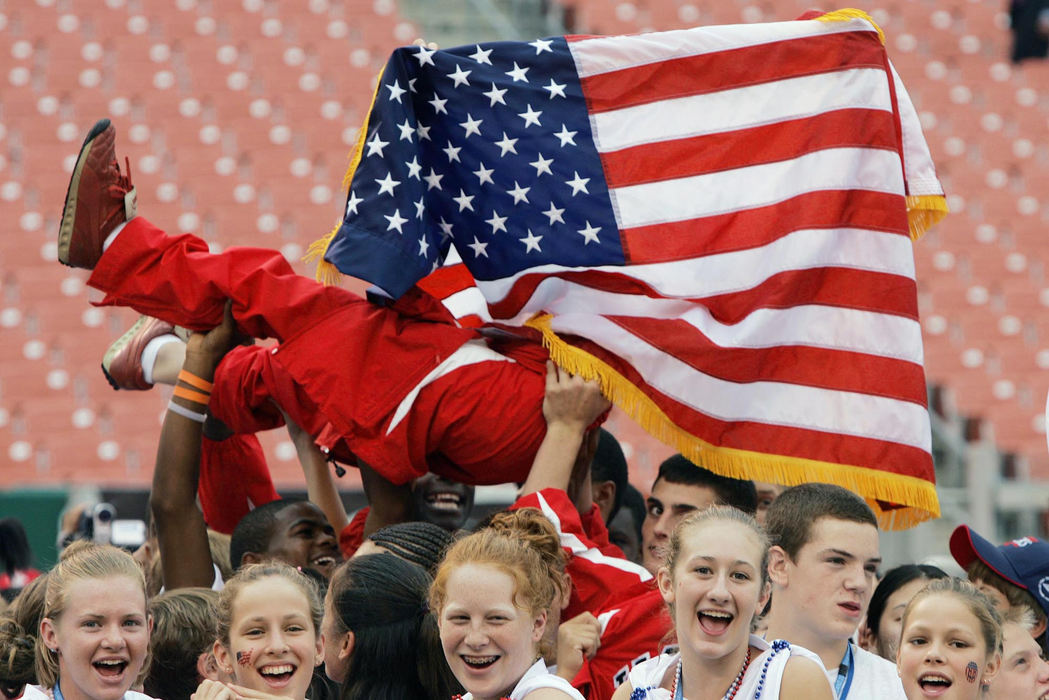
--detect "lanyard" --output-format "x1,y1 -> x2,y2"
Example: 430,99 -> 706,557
834,643 -> 856,699
52,685 -> 64,700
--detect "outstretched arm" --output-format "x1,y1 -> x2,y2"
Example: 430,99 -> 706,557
283,412 -> 350,533
151,302 -> 239,590
520,362 -> 610,499
358,460 -> 413,537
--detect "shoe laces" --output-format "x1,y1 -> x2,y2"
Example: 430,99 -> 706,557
106,156 -> 134,196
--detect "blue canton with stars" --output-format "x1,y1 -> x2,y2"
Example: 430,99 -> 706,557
324,37 -> 624,299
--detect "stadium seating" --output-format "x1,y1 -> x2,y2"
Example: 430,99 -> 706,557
2,0 -> 1047,487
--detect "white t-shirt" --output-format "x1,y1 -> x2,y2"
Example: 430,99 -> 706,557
626,635 -> 829,699
23,687 -> 155,700
820,645 -> 906,699
458,660 -> 584,700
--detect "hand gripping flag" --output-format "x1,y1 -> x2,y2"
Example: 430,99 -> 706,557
308,9 -> 947,528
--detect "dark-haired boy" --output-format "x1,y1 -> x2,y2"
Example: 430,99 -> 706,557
950,524 -> 1049,649
763,483 -> 904,699
641,454 -> 758,575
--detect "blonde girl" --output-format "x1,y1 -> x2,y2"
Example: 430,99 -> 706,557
192,562 -> 323,700
613,507 -> 832,700
30,542 -> 153,700
897,577 -> 1002,700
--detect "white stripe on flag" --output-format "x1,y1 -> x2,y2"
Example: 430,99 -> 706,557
477,227 -> 916,302
611,147 -> 904,229
497,281 -> 923,364
570,17 -> 878,77
591,68 -> 892,152
443,286 -> 492,322
549,314 -> 932,450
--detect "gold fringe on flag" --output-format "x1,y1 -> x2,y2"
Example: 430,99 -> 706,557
814,8 -> 886,44
525,313 -> 941,530
304,67 -> 387,285
906,194 -> 949,241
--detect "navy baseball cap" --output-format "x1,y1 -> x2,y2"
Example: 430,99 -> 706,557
950,524 -> 1049,618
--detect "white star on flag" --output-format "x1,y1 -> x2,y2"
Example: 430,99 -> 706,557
453,189 -> 475,212
460,114 -> 483,138
416,123 -> 432,141
414,46 -> 436,66
447,64 -> 472,87
375,172 -> 400,196
437,217 -> 454,238
530,153 -> 554,176
485,210 -> 508,233
543,79 -> 567,98
428,95 -> 448,114
508,181 -> 531,204
473,163 -> 495,186
554,124 -> 577,147
577,221 -> 601,244
469,45 -> 493,65
542,202 -> 565,224
566,171 -> 590,196
405,157 -> 422,179
467,236 -> 489,257
518,104 -> 542,128
384,209 -> 408,233
519,229 -> 543,252
386,80 -> 406,103
529,38 -> 554,54
417,236 -> 430,256
366,132 -> 389,157
397,119 -> 415,141
506,62 -> 529,82
345,190 -> 362,216
483,83 -> 508,107
414,197 -> 425,219
495,132 -> 519,156
424,168 -> 443,190
443,141 -> 462,163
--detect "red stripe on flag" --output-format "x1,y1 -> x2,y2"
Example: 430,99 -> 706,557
581,31 -> 886,113
611,316 -> 927,404
416,263 -> 476,301
571,339 -> 934,478
620,189 -> 909,263
697,267 -> 918,323
601,109 -> 899,188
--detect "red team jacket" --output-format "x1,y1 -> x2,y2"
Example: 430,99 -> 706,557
513,489 -> 675,700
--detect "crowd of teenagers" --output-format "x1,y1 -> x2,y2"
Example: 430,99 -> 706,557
4,118 -> 1049,700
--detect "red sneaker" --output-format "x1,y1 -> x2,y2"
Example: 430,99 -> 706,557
101,316 -> 175,390
58,118 -> 137,269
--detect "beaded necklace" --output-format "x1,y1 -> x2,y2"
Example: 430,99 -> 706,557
669,646 -> 752,700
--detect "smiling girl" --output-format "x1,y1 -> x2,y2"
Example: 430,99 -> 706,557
613,507 -> 832,700
29,542 -> 153,700
430,529 -> 584,700
897,578 -> 1002,700
193,562 -> 323,700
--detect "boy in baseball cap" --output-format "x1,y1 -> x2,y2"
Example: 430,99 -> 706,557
950,523 -> 1049,650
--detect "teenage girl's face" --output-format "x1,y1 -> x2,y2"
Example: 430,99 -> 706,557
658,519 -> 768,661
39,575 -> 150,700
875,578 -> 935,661
215,577 -> 323,699
897,594 -> 1000,700
438,563 -> 546,700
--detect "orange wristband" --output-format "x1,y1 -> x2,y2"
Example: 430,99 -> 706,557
178,369 -> 214,392
173,385 -> 210,405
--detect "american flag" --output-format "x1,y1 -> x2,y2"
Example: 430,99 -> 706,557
314,11 -> 946,528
